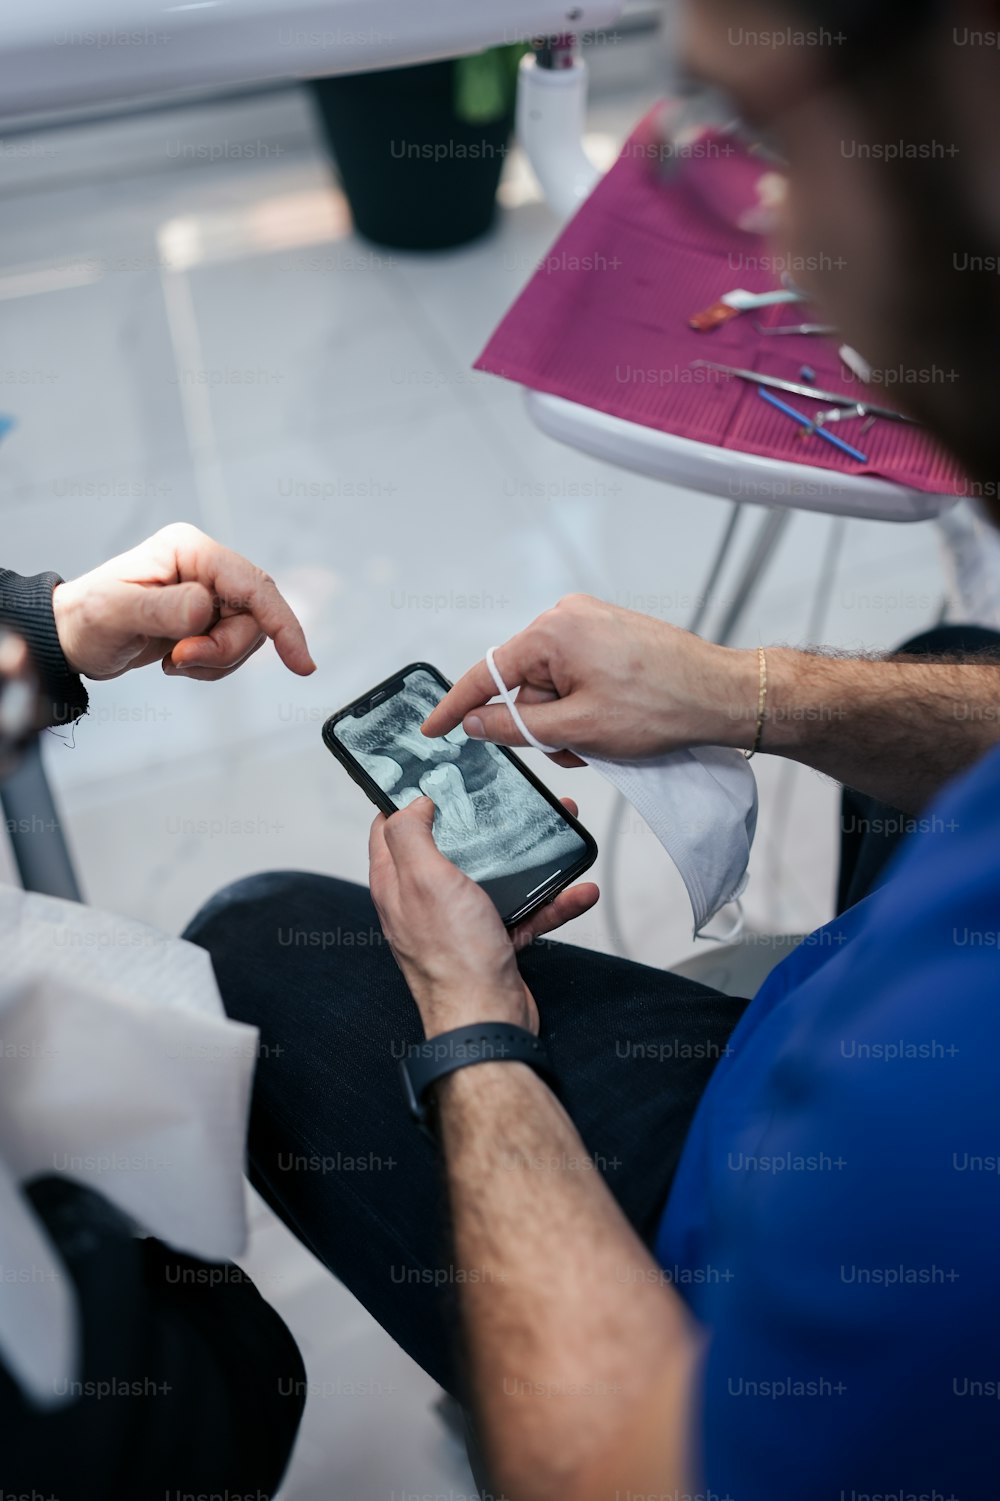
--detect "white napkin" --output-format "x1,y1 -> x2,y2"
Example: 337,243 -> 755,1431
0,885 -> 257,1406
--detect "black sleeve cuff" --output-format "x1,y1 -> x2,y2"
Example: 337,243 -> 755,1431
0,569 -> 89,726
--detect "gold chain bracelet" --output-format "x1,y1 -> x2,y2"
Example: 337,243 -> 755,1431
743,646 -> 768,760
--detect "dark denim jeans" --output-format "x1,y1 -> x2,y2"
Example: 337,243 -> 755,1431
185,873 -> 746,1396
1,1178 -> 305,1501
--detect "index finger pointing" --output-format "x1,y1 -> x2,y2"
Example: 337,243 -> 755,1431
421,634 -> 539,739
422,658 -> 501,738
209,546 -> 315,678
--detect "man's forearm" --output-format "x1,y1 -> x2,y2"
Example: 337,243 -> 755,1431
437,1061 -> 698,1501
717,645 -> 1000,811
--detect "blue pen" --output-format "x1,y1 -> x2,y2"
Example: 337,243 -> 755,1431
756,385 -> 869,464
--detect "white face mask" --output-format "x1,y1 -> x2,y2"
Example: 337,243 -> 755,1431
485,649 -> 758,940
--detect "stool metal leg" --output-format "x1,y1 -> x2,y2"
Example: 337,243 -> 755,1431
688,501 -> 745,639
712,506 -> 793,647
0,736 -> 82,901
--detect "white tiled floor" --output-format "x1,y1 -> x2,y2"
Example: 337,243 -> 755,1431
0,73 -> 951,1498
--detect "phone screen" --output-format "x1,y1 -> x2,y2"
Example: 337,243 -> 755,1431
330,665 -> 595,922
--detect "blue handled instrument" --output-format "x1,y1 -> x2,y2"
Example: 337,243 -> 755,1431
756,385 -> 869,464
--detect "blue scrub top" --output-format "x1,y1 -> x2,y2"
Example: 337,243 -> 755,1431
657,742 -> 1000,1500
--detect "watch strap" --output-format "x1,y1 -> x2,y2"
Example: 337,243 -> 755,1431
399,1022 -> 556,1133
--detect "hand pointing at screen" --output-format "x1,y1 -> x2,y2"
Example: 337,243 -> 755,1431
51,522 -> 315,682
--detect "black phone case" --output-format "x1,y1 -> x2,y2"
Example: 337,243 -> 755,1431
322,661 -> 598,926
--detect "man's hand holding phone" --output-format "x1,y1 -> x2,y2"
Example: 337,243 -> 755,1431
368,794 -> 598,1039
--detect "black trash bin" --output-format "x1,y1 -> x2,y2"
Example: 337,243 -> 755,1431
310,60 -> 515,252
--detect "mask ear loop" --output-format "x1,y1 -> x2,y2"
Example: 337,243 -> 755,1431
484,647 -> 562,756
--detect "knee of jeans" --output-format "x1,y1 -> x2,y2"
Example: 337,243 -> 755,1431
183,870 -> 306,947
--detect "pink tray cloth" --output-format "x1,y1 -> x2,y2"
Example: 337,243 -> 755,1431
475,108 -> 964,497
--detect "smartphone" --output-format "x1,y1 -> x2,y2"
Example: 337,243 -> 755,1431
323,662 -> 598,926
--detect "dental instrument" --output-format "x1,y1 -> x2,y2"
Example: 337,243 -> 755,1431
757,386 -> 870,464
753,321 -> 839,336
691,360 -> 921,424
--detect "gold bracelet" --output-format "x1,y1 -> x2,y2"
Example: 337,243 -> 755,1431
743,646 -> 768,760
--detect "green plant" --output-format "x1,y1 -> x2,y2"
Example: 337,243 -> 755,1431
453,44 -> 529,126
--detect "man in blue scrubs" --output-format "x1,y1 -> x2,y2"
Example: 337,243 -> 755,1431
190,1 -> 1000,1497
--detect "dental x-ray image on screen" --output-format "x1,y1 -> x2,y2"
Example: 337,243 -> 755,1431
333,667 -> 591,920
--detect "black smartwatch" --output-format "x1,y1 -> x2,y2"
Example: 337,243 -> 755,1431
399,1022 -> 558,1136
